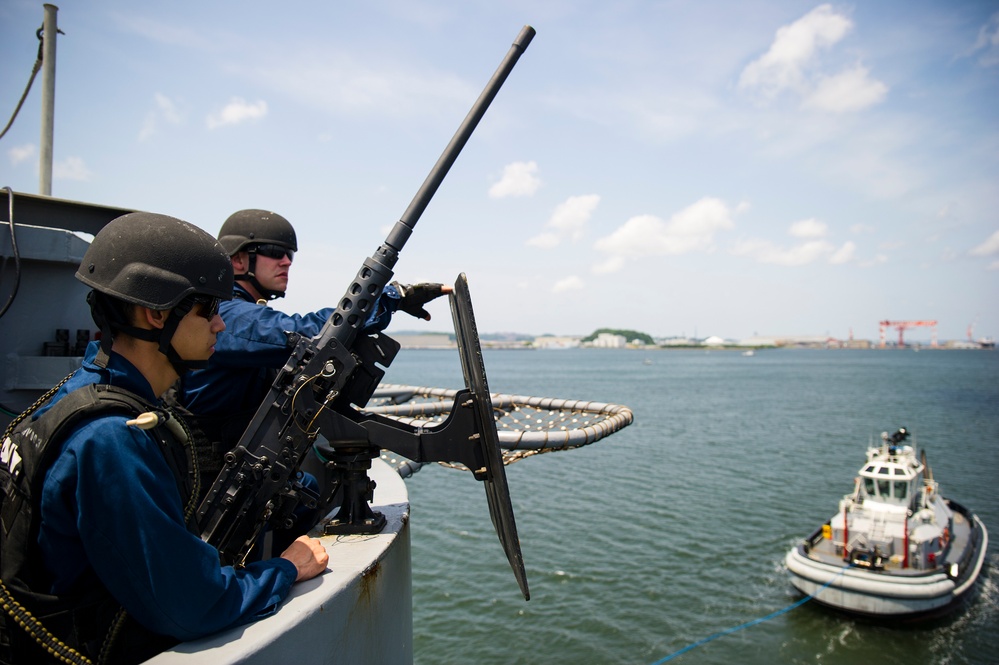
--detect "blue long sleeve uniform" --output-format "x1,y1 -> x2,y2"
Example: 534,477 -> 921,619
180,283 -> 400,416
35,342 -> 300,641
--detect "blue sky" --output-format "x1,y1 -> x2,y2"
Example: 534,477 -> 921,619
2,1 -> 997,342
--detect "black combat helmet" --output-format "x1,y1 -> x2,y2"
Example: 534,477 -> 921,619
75,212 -> 234,371
78,212 -> 233,307
217,209 -> 297,255
217,209 -> 297,300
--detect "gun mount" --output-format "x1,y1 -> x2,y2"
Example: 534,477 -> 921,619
196,27 -> 535,599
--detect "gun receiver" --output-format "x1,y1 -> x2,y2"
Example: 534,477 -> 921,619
197,26 -> 535,599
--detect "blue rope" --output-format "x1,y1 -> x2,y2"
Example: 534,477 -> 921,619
649,563 -> 852,664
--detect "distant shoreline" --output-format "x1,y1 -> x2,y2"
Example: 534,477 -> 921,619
392,340 -> 995,351
388,331 -> 993,352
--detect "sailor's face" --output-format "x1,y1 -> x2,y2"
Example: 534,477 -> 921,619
172,300 -> 226,360
254,251 -> 291,293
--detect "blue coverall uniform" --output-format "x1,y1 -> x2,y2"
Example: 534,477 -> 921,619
36,342 -> 299,642
180,283 -> 400,416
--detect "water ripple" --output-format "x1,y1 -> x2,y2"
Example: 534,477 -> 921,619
395,348 -> 998,665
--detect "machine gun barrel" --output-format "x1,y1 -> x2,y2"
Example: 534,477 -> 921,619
316,24 -> 535,353
198,26 -> 535,564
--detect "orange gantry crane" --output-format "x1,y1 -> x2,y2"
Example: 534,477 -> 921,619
879,320 -> 938,348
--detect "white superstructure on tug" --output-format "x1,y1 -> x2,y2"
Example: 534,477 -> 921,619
786,428 -> 988,618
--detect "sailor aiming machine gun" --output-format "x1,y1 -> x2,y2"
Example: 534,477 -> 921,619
196,26 -> 536,600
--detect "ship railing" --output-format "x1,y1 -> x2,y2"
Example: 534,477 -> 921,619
802,524 -> 827,553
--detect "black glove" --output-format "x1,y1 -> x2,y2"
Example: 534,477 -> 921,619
392,281 -> 447,320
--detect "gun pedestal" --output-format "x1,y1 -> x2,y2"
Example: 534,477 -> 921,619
321,444 -> 387,535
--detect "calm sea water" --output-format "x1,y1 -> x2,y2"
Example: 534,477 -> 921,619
382,348 -> 998,665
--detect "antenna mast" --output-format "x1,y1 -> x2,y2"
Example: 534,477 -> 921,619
39,4 -> 59,196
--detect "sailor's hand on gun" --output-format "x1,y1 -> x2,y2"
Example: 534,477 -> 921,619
392,281 -> 452,321
280,535 -> 330,582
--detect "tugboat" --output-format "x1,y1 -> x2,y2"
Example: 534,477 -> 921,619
785,427 -> 989,619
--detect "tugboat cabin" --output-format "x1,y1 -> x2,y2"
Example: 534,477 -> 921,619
858,438 -> 922,507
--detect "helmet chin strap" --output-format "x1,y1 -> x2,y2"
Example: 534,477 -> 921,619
88,292 -> 211,373
235,250 -> 285,300
156,301 -> 213,373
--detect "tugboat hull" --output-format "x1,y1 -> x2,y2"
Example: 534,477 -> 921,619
786,514 -> 988,619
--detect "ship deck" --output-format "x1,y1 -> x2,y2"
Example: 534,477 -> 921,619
801,505 -> 973,576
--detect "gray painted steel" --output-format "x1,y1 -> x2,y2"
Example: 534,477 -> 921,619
147,459 -> 414,665
0,191 -> 133,426
0,224 -> 92,418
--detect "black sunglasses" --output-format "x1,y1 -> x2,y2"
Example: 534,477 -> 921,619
253,244 -> 294,262
190,295 -> 221,320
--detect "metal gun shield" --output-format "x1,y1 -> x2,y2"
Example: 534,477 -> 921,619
449,272 -> 530,600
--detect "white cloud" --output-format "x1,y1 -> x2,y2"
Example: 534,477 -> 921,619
615,91 -> 711,142
858,253 -> 889,268
526,232 -> 560,249
593,197 -> 735,270
738,5 -> 886,113
489,161 -> 541,198
549,195 -> 599,241
731,217 -> 857,266
803,65 -> 888,112
552,275 -> 584,294
592,256 -> 625,275
139,93 -> 185,141
8,144 -> 34,165
731,238 -> 835,266
850,223 -> 875,234
970,230 -> 999,256
527,194 -> 600,248
738,4 -> 852,98
248,51 -> 474,121
54,157 -> 94,181
789,218 -> 827,238
829,241 -> 856,264
967,12 -> 999,67
207,97 -> 268,129
139,116 -> 156,142
155,92 -> 184,125
112,13 -> 214,50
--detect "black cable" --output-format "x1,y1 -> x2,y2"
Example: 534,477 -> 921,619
0,27 -> 44,142
1,187 -> 24,417
1,187 -> 22,320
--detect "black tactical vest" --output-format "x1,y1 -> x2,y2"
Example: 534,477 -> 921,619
0,383 -> 199,665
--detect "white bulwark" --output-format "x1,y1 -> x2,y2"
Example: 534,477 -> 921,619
147,459 -> 413,665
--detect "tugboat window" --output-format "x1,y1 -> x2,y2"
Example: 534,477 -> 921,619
864,478 -> 876,496
894,481 -> 907,500
878,479 -> 890,497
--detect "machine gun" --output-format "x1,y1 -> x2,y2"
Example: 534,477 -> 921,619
197,26 -> 535,600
